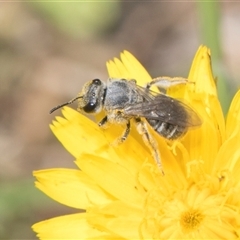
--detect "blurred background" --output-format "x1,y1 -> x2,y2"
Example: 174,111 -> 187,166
0,1 -> 239,239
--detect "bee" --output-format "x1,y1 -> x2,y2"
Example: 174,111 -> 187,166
50,77 -> 201,174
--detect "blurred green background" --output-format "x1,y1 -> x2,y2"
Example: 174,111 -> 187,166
0,2 -> 239,239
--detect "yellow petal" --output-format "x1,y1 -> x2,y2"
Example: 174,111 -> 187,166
187,46 -> 225,142
120,50 -> 152,85
188,45 -> 217,96
213,128 -> 240,181
75,154 -> 144,204
50,107 -> 117,159
88,202 -> 143,238
95,216 -> 142,239
107,50 -> 152,87
202,219 -> 238,240
180,99 -> 222,175
226,89 -> 240,139
91,200 -> 143,217
179,46 -> 226,171
33,169 -> 112,209
106,58 -> 130,79
32,213 -> 114,239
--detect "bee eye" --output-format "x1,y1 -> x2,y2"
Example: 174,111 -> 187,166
83,101 -> 97,113
92,79 -> 101,85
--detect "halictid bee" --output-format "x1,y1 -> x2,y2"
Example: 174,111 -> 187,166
50,77 -> 201,174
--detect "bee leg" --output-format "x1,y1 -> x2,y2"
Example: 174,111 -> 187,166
98,116 -> 108,127
111,121 -> 131,147
134,117 -> 164,175
99,116 -> 130,144
146,77 -> 188,93
119,121 -> 131,143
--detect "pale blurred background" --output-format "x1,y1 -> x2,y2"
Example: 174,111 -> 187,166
0,2 -> 239,239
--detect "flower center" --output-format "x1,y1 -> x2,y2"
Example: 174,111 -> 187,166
180,209 -> 204,233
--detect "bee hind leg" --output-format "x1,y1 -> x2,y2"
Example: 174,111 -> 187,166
134,117 -> 164,175
146,77 -> 188,93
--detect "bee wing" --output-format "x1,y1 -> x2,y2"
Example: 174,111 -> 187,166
124,93 -> 202,128
134,83 -> 156,101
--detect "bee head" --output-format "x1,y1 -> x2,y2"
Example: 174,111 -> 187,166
77,79 -> 105,114
49,79 -> 105,115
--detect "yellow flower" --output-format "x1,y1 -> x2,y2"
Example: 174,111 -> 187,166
32,46 -> 240,239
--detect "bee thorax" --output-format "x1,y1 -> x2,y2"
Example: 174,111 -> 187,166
104,79 -> 143,110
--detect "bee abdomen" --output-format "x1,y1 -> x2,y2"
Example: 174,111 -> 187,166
147,119 -> 186,140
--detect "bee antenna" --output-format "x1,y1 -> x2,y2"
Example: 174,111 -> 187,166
49,96 -> 82,114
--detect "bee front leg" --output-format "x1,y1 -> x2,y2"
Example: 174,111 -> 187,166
98,116 -> 108,128
134,117 -> 164,175
146,77 -> 188,93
